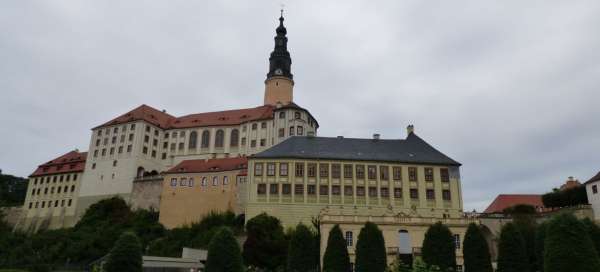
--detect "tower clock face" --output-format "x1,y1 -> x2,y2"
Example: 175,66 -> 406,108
275,69 -> 283,75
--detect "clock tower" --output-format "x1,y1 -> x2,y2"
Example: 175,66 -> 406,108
264,12 -> 294,106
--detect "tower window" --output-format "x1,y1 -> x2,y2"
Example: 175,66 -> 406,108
279,112 -> 285,119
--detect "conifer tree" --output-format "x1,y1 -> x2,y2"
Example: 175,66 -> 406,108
104,232 -> 142,272
322,225 -> 351,272
355,222 -> 387,272
287,223 -> 318,272
496,223 -> 529,272
534,222 -> 548,272
463,223 -> 492,272
205,227 -> 244,272
422,222 -> 456,271
544,214 -> 600,272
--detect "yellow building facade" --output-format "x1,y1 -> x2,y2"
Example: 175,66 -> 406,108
158,157 -> 248,229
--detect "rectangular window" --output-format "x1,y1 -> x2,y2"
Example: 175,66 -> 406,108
251,140 -> 256,148
143,146 -> 148,154
425,168 -> 434,182
346,231 -> 353,247
261,122 -> 267,129
280,163 -> 288,176
144,135 -> 149,143
120,135 -> 125,143
241,137 -> 247,146
367,165 -> 377,180
282,184 -> 291,195
153,139 -> 158,147
410,188 -> 419,199
307,163 -> 317,177
332,185 -> 341,195
393,167 -> 402,180
426,189 -> 435,200
356,165 -> 365,179
278,128 -> 285,138
289,126 -> 295,136
254,163 -> 263,176
151,150 -> 156,158
252,123 -> 257,130
180,177 -> 188,186
356,186 -> 365,196
319,185 -> 329,195
319,164 -> 329,178
409,167 -> 418,181
297,126 -> 303,135
368,187 -> 378,197
257,184 -> 266,195
380,166 -> 389,180
118,146 -> 123,153
295,163 -> 304,177
394,188 -> 402,199
129,134 -> 134,141
267,163 -> 276,176
344,186 -> 353,196
443,190 -> 451,200
270,184 -> 279,194
454,234 -> 461,249
456,265 -> 463,272
332,164 -> 341,178
178,143 -> 184,150
260,139 -> 266,146
343,165 -> 353,179
294,184 -> 304,195
110,147 -> 115,155
441,168 -> 450,182
127,145 -> 132,152
380,187 -> 389,198
307,184 -> 316,195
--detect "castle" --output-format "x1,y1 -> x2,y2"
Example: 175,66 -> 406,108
17,14 -> 470,270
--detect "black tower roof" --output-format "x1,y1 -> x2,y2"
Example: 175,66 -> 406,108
266,12 -> 293,81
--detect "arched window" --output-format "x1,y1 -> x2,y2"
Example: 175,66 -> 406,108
212,176 -> 219,186
294,111 -> 301,119
189,131 -> 198,149
230,129 -> 239,147
201,131 -> 210,148
201,177 -> 207,186
215,130 -> 225,148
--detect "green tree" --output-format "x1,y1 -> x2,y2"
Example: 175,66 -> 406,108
422,222 -> 456,271
534,222 -> 548,272
322,225 -> 351,272
413,258 -> 442,272
287,223 -> 318,272
205,227 -> 243,272
386,258 -> 411,272
355,222 -> 387,272
496,223 -> 529,272
242,213 -> 287,270
104,232 -> 142,272
463,223 -> 492,272
544,214 -> 600,272
504,204 -> 537,272
581,218 -> 600,254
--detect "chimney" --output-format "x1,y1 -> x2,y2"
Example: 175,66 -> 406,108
373,133 -> 380,140
407,125 -> 415,135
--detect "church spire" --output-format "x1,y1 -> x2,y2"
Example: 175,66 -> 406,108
266,10 -> 293,81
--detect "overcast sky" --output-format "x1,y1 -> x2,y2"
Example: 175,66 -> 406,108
1,1 -> 599,211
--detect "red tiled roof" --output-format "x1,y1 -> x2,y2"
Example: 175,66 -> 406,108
585,171 -> 600,185
165,157 -> 248,174
94,104 -> 176,129
30,150 -> 87,177
170,105 -> 275,128
94,102 -> 319,130
483,194 -> 545,213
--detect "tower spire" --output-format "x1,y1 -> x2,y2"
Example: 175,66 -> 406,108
263,11 -> 294,106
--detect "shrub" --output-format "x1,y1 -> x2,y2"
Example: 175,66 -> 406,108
322,225 -> 351,272
421,222 -> 456,271
355,222 -> 387,272
463,223 -> 492,272
205,227 -> 243,272
287,223 -> 318,272
544,214 -> 600,272
242,213 -> 287,270
496,223 -> 529,272
104,232 -> 142,272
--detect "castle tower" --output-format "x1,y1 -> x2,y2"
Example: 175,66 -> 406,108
264,12 -> 294,106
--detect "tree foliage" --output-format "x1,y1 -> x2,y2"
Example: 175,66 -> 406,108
544,214 -> 600,272
581,218 -> 600,255
205,227 -> 244,272
242,213 -> 287,270
504,204 -> 537,272
542,186 -> 588,208
412,258 -> 441,272
355,222 -> 387,272
104,232 -> 142,272
496,223 -> 529,272
287,223 -> 319,272
463,223 -> 492,272
421,222 -> 456,271
534,222 -> 548,272
0,172 -> 27,207
386,258 -> 411,272
322,225 -> 351,272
